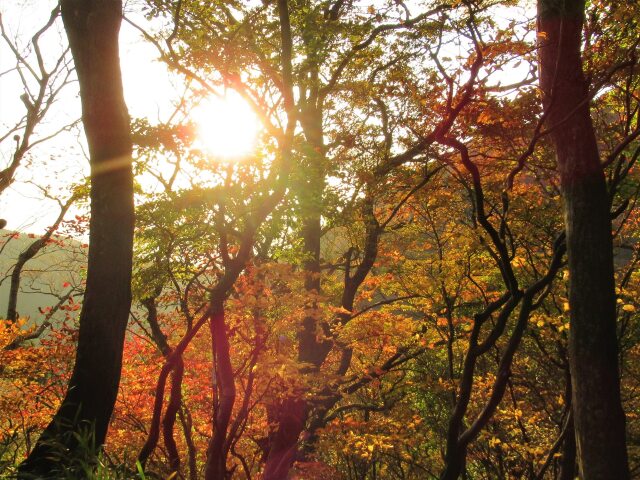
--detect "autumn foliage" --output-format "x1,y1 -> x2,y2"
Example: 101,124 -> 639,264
1,0 -> 640,479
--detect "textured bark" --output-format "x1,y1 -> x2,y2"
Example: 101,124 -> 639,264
537,1 -> 629,478
18,0 -> 134,476
163,356 -> 184,474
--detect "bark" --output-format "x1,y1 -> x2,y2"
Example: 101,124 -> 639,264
178,406 -> 198,480
439,133 -> 566,479
262,124 -> 327,479
262,3 -> 319,477
537,1 -> 629,478
558,414 -> 576,480
139,309 -> 213,467
142,291 -> 184,473
205,300 -> 236,480
262,398 -> 308,480
297,103 -> 328,359
163,356 -> 184,474
142,290 -> 171,356
18,0 -> 134,476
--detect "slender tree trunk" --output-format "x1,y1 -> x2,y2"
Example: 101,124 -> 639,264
205,300 -> 236,480
7,195 -> 76,321
558,414 -> 576,480
262,398 -> 308,480
179,406 -> 199,480
18,0 -> 134,476
557,365 -> 576,480
537,1 -> 629,478
262,192 -> 322,480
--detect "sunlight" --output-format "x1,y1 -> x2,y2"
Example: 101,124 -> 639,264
192,91 -> 259,159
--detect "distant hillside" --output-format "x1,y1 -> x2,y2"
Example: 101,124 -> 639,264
0,229 -> 86,325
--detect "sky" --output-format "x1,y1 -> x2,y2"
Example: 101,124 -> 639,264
0,0 -> 267,234
0,0 -> 535,235
0,0 -> 179,234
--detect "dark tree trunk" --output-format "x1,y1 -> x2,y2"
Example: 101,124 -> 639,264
18,0 -> 134,477
558,414 -> 576,480
556,365 -> 576,480
537,1 -> 629,478
205,301 -> 237,480
263,75 -> 327,479
262,398 -> 308,480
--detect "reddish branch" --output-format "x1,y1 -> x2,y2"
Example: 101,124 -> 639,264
204,302 -> 236,480
162,355 -> 184,473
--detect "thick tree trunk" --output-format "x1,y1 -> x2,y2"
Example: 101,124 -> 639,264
537,1 -> 629,478
18,0 -> 134,477
262,398 -> 308,480
263,103 -> 327,479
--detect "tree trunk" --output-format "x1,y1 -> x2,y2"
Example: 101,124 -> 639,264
262,398 -> 308,480
205,301 -> 236,480
537,1 -> 629,478
558,414 -> 576,480
18,0 -> 134,476
7,195 -> 76,321
263,100 -> 327,480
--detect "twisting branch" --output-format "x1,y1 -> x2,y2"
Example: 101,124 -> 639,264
4,287 -> 78,350
0,6 -> 73,198
5,191 -> 79,321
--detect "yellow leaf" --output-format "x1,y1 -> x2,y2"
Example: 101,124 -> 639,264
488,436 -> 501,447
477,111 -> 493,125
622,304 -> 636,312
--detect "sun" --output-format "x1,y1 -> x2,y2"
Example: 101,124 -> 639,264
192,91 -> 259,159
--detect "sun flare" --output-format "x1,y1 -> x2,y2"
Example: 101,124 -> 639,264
192,91 -> 259,159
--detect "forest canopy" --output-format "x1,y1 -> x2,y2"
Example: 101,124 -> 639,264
0,0 -> 639,479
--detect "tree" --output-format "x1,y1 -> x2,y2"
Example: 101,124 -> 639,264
0,4 -> 76,218
18,0 -> 135,476
537,0 -> 630,477
1,0 -> 638,478
5,190 -> 79,322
